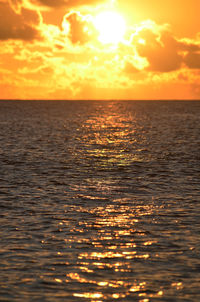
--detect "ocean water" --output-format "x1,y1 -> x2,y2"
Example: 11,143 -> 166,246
0,100 -> 200,301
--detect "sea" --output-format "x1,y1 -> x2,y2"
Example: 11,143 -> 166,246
0,100 -> 200,301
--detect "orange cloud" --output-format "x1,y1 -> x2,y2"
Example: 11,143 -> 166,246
127,24 -> 200,74
29,0 -> 107,8
134,30 -> 182,72
64,11 -> 95,44
184,52 -> 200,69
0,2 -> 41,41
1,0 -> 200,100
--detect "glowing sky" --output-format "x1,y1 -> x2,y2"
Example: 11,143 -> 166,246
1,0 -> 200,99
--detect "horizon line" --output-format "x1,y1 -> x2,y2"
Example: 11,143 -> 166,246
0,99 -> 200,102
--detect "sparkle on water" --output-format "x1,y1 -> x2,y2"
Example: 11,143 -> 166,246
0,100 -> 200,301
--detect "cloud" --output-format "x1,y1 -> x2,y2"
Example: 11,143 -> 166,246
8,0 -> 24,13
124,61 -> 140,74
29,0 -> 106,8
1,1 -> 200,100
178,40 -> 200,52
184,52 -> 200,69
129,23 -> 200,74
64,12 -> 90,44
0,2 -> 41,41
135,29 -> 182,72
63,11 -> 96,44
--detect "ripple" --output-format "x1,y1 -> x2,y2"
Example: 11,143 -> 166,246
0,100 -> 200,301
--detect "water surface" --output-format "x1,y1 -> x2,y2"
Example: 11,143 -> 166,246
0,100 -> 200,301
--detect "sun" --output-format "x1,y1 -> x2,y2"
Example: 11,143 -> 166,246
93,11 -> 126,44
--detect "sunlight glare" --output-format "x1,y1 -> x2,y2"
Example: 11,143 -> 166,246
94,11 -> 126,44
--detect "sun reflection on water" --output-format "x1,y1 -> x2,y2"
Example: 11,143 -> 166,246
1,101 -> 199,302
45,103 -> 189,301
81,102 -> 140,168
73,292 -> 103,299
59,196 -> 158,301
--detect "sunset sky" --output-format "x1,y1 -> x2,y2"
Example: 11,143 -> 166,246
1,0 -> 200,100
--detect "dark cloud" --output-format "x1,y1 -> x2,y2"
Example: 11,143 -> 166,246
8,0 -> 23,12
178,41 -> 200,52
184,52 -> 200,69
30,0 -> 106,8
31,0 -> 68,7
136,30 -> 182,72
133,28 -> 200,73
0,2 -> 40,41
65,12 -> 95,44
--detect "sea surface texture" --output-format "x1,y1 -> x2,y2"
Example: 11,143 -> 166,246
0,100 -> 200,302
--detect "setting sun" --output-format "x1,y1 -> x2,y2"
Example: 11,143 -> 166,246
1,0 -> 200,100
93,11 -> 126,44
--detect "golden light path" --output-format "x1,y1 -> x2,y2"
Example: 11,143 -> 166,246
93,11 -> 126,44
